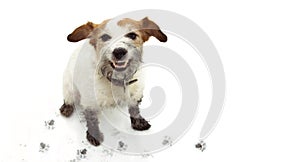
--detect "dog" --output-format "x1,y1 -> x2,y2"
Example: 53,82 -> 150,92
59,17 -> 167,146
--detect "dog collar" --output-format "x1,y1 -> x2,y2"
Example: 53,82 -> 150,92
106,77 -> 138,87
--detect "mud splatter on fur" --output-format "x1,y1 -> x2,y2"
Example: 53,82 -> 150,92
84,109 -> 103,146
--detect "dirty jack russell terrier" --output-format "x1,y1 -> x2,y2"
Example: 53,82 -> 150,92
59,17 -> 167,146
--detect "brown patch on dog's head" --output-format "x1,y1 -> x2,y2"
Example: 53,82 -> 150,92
67,20 -> 109,42
117,18 -> 140,28
117,17 -> 167,43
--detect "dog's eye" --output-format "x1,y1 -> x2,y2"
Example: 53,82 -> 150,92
125,32 -> 137,40
100,34 -> 111,42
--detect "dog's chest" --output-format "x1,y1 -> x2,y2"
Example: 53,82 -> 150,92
94,76 -> 131,108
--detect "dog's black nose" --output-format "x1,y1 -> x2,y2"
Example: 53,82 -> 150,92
113,48 -> 127,60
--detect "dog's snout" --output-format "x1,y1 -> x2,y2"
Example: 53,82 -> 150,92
113,48 -> 127,60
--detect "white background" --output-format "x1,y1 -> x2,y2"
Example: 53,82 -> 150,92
0,0 -> 300,161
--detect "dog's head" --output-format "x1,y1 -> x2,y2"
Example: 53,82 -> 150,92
67,17 -> 167,85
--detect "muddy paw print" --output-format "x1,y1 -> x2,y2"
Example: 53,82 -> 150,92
141,153 -> 153,158
19,144 -> 27,148
195,141 -> 206,152
44,119 -> 55,129
39,142 -> 50,152
117,141 -> 128,151
76,148 -> 87,160
162,136 -> 172,146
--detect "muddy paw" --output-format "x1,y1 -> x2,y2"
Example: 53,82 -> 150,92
130,117 -> 151,131
59,103 -> 74,117
86,130 -> 103,146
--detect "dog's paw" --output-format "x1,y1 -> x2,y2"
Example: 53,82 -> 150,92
86,130 -> 104,146
130,117 -> 151,131
59,103 -> 74,117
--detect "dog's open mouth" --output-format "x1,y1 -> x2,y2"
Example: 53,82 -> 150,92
110,60 -> 130,71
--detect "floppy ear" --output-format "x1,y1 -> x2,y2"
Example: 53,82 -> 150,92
140,17 -> 167,42
67,22 -> 97,42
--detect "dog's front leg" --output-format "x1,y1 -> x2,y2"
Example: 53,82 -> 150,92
83,109 -> 103,146
128,99 -> 151,131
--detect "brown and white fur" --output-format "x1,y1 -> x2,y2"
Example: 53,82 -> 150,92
59,17 -> 167,146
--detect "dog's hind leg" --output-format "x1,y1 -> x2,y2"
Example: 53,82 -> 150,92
84,109 -> 103,146
128,99 -> 151,131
